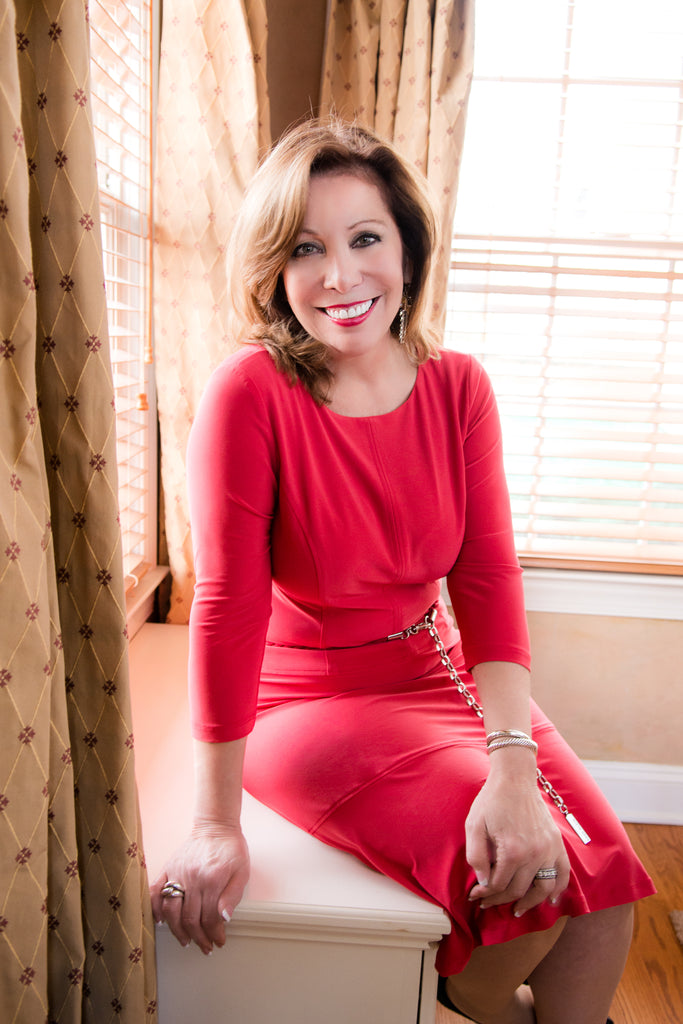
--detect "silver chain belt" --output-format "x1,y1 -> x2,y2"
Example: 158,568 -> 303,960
387,605 -> 591,845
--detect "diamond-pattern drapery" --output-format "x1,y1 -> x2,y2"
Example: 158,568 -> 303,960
0,2 -> 156,1021
155,0 -> 473,617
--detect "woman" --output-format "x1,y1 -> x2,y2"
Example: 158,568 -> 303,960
151,120 -> 654,1024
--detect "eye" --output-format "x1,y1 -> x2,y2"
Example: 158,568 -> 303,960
290,240 -> 321,258
352,232 -> 381,248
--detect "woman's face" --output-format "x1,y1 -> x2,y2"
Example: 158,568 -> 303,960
282,172 -> 407,362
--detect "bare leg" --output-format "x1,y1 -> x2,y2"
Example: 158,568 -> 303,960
528,903 -> 634,1024
444,903 -> 633,1024
444,917 -> 567,1023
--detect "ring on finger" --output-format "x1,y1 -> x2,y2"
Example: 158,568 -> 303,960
161,881 -> 186,899
534,867 -> 558,881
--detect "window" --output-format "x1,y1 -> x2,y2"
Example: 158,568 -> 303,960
89,0 -> 155,582
446,0 -> 683,572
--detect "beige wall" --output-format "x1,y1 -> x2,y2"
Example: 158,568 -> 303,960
528,611 -> 683,766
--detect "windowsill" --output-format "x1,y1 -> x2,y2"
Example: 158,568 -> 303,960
522,568 -> 682,621
125,564 -> 169,639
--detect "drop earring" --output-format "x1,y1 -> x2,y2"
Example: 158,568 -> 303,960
398,294 -> 409,345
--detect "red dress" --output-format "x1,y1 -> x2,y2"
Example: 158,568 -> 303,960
187,345 -> 654,975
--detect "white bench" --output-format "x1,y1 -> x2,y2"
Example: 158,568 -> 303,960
129,623 -> 450,1024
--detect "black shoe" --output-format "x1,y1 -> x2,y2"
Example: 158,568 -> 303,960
437,975 -> 615,1024
436,975 -> 476,1020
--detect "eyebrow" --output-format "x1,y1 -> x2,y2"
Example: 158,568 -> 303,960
298,218 -> 388,236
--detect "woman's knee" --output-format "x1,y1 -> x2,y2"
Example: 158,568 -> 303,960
446,918 -> 568,1017
562,901 -> 634,954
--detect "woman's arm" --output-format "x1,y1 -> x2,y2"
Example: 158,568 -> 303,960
150,738 -> 251,955
442,362 -> 567,911
465,661 -> 570,916
152,356 -> 277,953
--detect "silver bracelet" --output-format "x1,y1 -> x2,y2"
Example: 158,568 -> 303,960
486,730 -> 538,756
486,729 -> 533,745
487,736 -> 539,755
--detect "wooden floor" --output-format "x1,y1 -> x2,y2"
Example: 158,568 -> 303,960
609,824 -> 683,1024
435,823 -> 683,1024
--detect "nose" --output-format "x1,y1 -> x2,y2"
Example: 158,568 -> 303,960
322,248 -> 362,293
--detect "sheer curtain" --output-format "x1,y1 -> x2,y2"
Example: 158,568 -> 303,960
154,0 -> 270,622
0,2 -> 156,1020
154,0 -> 473,615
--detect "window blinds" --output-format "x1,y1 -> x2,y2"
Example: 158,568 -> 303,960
89,0 -> 153,580
446,0 -> 683,571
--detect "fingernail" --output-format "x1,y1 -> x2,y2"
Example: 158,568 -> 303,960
475,873 -> 489,887
514,909 -> 525,918
222,909 -> 231,924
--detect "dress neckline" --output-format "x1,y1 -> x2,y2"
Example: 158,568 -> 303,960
321,364 -> 421,421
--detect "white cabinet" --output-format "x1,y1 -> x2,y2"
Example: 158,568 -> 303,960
130,623 -> 449,1024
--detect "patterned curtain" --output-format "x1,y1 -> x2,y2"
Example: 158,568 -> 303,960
0,2 -> 156,1021
154,0 -> 271,623
321,0 -> 474,330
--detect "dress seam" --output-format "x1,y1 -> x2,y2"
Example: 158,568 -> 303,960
367,420 -> 405,583
308,737 -> 483,835
276,489 -> 325,649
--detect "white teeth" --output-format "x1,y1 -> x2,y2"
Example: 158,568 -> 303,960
325,299 -> 373,320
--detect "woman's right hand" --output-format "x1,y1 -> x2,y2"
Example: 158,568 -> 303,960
150,821 -> 250,955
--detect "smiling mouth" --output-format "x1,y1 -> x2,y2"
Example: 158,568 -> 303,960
323,298 -> 377,322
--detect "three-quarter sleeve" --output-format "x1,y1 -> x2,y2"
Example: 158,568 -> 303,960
187,356 -> 277,741
446,359 -> 530,672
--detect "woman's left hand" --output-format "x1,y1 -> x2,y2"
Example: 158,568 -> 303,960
465,752 -> 570,917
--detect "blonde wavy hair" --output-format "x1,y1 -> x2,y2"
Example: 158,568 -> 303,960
227,118 -> 441,403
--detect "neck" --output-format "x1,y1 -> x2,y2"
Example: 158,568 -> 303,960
327,343 -> 417,417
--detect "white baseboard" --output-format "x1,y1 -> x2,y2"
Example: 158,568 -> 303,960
583,760 -> 683,825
